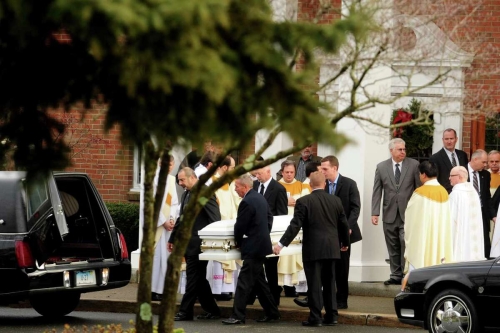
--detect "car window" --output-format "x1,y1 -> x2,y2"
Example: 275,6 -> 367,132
24,178 -> 49,219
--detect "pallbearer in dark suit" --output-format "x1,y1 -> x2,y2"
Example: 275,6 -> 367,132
320,155 -> 361,309
274,172 -> 350,327
222,174 -> 280,325
168,167 -> 221,321
429,128 -> 468,193
294,155 -> 361,309
251,166 -> 288,305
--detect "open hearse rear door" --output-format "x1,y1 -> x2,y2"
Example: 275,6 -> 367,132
25,173 -> 69,265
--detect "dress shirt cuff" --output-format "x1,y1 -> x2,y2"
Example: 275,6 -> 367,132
278,242 -> 284,248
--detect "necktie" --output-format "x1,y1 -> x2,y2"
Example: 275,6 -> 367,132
395,164 -> 401,185
451,152 -> 457,167
333,182 -> 337,194
329,182 -> 334,194
259,184 -> 265,195
473,171 -> 480,195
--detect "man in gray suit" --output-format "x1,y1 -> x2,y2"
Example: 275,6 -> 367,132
371,138 -> 420,285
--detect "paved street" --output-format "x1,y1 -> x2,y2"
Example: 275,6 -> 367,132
0,307 -> 420,333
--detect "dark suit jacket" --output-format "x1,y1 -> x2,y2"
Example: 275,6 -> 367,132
492,186 -> 500,215
468,169 -> 495,230
169,187 -> 221,256
276,155 -> 323,180
234,189 -> 274,260
324,174 -> 362,244
429,148 -> 468,193
279,190 -> 350,262
253,179 -> 288,216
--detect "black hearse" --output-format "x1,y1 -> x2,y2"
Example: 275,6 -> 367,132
0,172 -> 131,317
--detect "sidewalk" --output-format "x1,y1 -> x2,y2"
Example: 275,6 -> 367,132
75,282 -> 417,329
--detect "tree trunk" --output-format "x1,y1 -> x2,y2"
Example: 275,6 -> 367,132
135,140 -> 161,333
158,190 -> 202,333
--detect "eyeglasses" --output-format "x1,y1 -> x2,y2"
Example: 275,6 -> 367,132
449,174 -> 459,177
394,148 -> 406,152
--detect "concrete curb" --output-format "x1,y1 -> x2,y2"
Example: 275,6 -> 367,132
71,299 -> 417,329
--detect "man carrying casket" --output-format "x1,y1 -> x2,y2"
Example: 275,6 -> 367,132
274,172 -> 350,327
222,174 -> 280,325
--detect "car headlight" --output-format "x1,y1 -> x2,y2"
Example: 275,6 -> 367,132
401,272 -> 410,292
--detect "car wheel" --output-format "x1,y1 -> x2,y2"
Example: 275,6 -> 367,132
427,289 -> 479,333
30,292 -> 81,318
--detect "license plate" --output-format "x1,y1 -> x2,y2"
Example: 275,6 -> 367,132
75,270 -> 96,286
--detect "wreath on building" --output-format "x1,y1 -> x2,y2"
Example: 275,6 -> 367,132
391,98 -> 434,161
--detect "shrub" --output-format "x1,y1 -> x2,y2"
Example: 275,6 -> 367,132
106,202 -> 140,257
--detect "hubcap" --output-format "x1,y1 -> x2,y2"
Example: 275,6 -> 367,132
432,297 -> 470,333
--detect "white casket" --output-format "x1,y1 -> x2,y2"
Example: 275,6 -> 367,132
198,215 -> 303,261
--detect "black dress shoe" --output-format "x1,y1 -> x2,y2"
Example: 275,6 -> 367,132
337,302 -> 348,309
151,293 -> 162,301
174,312 -> 193,321
256,315 -> 280,322
222,317 -> 245,325
323,319 -> 338,326
384,278 -> 402,286
294,297 -> 309,307
302,320 -> 322,327
197,312 -> 221,320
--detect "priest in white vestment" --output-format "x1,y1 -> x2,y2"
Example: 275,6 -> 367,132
404,161 -> 453,273
148,157 -> 179,300
448,166 -> 485,262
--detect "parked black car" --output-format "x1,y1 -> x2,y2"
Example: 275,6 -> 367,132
395,259 -> 500,333
0,171 -> 131,317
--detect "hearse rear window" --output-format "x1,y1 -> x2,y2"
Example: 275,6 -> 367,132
24,178 -> 49,219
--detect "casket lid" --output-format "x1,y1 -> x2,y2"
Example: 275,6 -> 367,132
198,215 -> 292,237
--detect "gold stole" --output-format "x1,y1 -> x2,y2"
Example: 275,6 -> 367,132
154,175 -> 175,249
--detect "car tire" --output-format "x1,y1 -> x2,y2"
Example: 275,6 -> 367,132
30,292 -> 81,318
427,289 -> 479,333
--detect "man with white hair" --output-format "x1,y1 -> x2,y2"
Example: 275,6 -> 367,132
371,138 -> 420,285
448,166 -> 484,262
468,149 -> 496,258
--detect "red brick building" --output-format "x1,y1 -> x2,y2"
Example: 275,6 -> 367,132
51,0 -> 500,205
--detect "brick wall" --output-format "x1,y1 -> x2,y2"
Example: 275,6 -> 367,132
49,106 -> 134,203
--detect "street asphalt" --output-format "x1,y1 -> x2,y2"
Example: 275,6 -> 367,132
62,281 -> 418,330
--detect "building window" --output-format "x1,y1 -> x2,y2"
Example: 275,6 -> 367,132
131,145 -> 142,192
485,114 -> 500,152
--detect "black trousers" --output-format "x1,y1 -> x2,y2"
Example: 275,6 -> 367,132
249,256 -> 281,305
179,255 -> 220,316
264,256 -> 282,303
233,258 -> 280,321
303,258 -> 337,323
335,247 -> 351,303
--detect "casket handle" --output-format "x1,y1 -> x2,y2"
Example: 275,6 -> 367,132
200,240 -> 233,252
